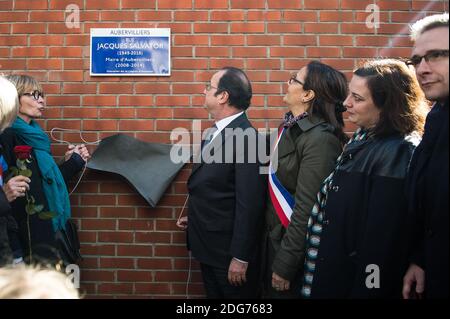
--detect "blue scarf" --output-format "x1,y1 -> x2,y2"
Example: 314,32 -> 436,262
12,117 -> 70,231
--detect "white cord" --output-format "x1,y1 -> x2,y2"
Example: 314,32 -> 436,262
187,250 -> 192,299
176,194 -> 193,299
177,194 -> 189,224
50,127 -> 102,145
49,128 -> 101,195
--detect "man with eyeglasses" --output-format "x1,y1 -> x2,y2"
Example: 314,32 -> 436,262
177,67 -> 266,298
403,13 -> 449,299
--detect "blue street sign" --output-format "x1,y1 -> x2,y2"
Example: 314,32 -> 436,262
90,28 -> 171,76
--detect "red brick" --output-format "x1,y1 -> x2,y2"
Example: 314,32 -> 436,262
101,11 -> 135,21
63,84 -> 97,94
211,35 -> 245,46
117,245 -> 153,257
0,12 -> 27,22
284,35 -> 317,46
13,23 -> 46,34
30,11 -> 64,22
138,11 -> 171,20
304,0 -> 338,9
211,11 -> 245,21
0,1 -> 12,10
158,0 -> 192,9
194,23 -> 228,33
174,11 -> 206,21
195,0 -> 228,9
268,23 -> 302,33
247,35 -> 281,46
99,232 -> 134,243
100,257 -> 135,269
15,0 -> 48,9
134,283 -> 171,294
248,11 -> 282,21
135,232 -> 172,243
122,0 -> 156,9
231,23 -> 265,33
81,219 -> 116,231
12,47 -> 46,57
98,283 -> 134,294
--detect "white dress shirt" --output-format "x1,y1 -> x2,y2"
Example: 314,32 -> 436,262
211,111 -> 244,142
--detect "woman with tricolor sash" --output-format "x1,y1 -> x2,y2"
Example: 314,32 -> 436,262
301,59 -> 428,298
262,61 -> 349,298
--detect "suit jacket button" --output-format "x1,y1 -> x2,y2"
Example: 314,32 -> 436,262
427,229 -> 434,238
323,219 -> 329,225
332,186 -> 339,192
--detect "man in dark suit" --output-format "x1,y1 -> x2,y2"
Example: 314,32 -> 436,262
177,67 -> 266,298
403,13 -> 449,299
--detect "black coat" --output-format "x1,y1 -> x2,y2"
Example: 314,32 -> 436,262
0,144 -> 20,266
0,127 -> 85,263
310,133 -> 420,298
187,113 -> 267,269
407,100 -> 449,299
0,189 -> 14,265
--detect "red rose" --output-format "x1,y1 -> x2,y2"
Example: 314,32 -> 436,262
14,145 -> 33,160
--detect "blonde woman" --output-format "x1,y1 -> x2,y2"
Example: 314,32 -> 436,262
1,75 -> 90,265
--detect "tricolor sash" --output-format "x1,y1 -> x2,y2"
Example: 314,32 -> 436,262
268,127 -> 295,228
0,155 -> 8,187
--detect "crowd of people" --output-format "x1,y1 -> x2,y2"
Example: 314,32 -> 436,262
0,13 -> 448,299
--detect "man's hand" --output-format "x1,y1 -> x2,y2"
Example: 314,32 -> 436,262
272,272 -> 290,291
228,258 -> 248,286
2,175 -> 31,202
403,263 -> 425,299
176,216 -> 188,230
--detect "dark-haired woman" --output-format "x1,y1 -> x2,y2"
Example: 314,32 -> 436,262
301,59 -> 428,299
263,61 -> 349,298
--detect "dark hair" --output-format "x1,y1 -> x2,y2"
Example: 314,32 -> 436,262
354,59 -> 428,137
215,67 -> 252,110
303,61 -> 349,144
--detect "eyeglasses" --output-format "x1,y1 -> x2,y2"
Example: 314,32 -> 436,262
288,76 -> 304,86
205,84 -> 218,91
407,50 -> 449,67
21,90 -> 45,101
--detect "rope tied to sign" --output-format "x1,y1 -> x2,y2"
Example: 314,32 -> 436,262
50,128 -> 101,195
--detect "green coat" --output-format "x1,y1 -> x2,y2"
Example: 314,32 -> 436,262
264,114 -> 342,287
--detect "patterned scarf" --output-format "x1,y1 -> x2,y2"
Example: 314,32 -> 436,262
301,128 -> 368,298
283,111 -> 308,128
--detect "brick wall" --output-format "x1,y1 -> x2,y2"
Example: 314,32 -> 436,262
0,0 -> 447,298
